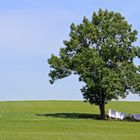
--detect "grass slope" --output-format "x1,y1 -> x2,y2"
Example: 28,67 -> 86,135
0,100 -> 140,140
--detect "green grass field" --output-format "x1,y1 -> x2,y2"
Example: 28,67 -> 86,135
0,100 -> 140,140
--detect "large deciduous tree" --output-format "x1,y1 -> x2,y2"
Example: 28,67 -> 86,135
48,9 -> 140,119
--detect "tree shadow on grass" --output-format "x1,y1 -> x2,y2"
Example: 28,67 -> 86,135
36,113 -> 100,120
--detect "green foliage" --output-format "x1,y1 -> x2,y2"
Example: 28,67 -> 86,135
48,9 -> 140,117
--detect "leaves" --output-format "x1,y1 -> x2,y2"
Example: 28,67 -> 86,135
48,9 -> 140,105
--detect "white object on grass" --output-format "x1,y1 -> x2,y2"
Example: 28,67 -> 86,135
133,114 -> 140,121
108,109 -> 126,120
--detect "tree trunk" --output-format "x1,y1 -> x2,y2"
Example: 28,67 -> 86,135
99,102 -> 105,120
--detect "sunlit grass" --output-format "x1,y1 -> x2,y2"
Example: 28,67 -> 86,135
0,100 -> 140,140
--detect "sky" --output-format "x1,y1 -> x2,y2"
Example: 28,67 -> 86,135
0,0 -> 140,101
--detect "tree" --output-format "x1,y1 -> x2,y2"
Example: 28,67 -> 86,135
48,9 -> 140,119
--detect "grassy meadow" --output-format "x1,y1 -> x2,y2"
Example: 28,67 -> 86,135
0,100 -> 140,140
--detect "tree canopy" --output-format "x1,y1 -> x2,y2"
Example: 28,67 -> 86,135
48,9 -> 140,119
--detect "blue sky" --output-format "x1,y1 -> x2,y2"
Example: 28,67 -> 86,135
0,0 -> 140,101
